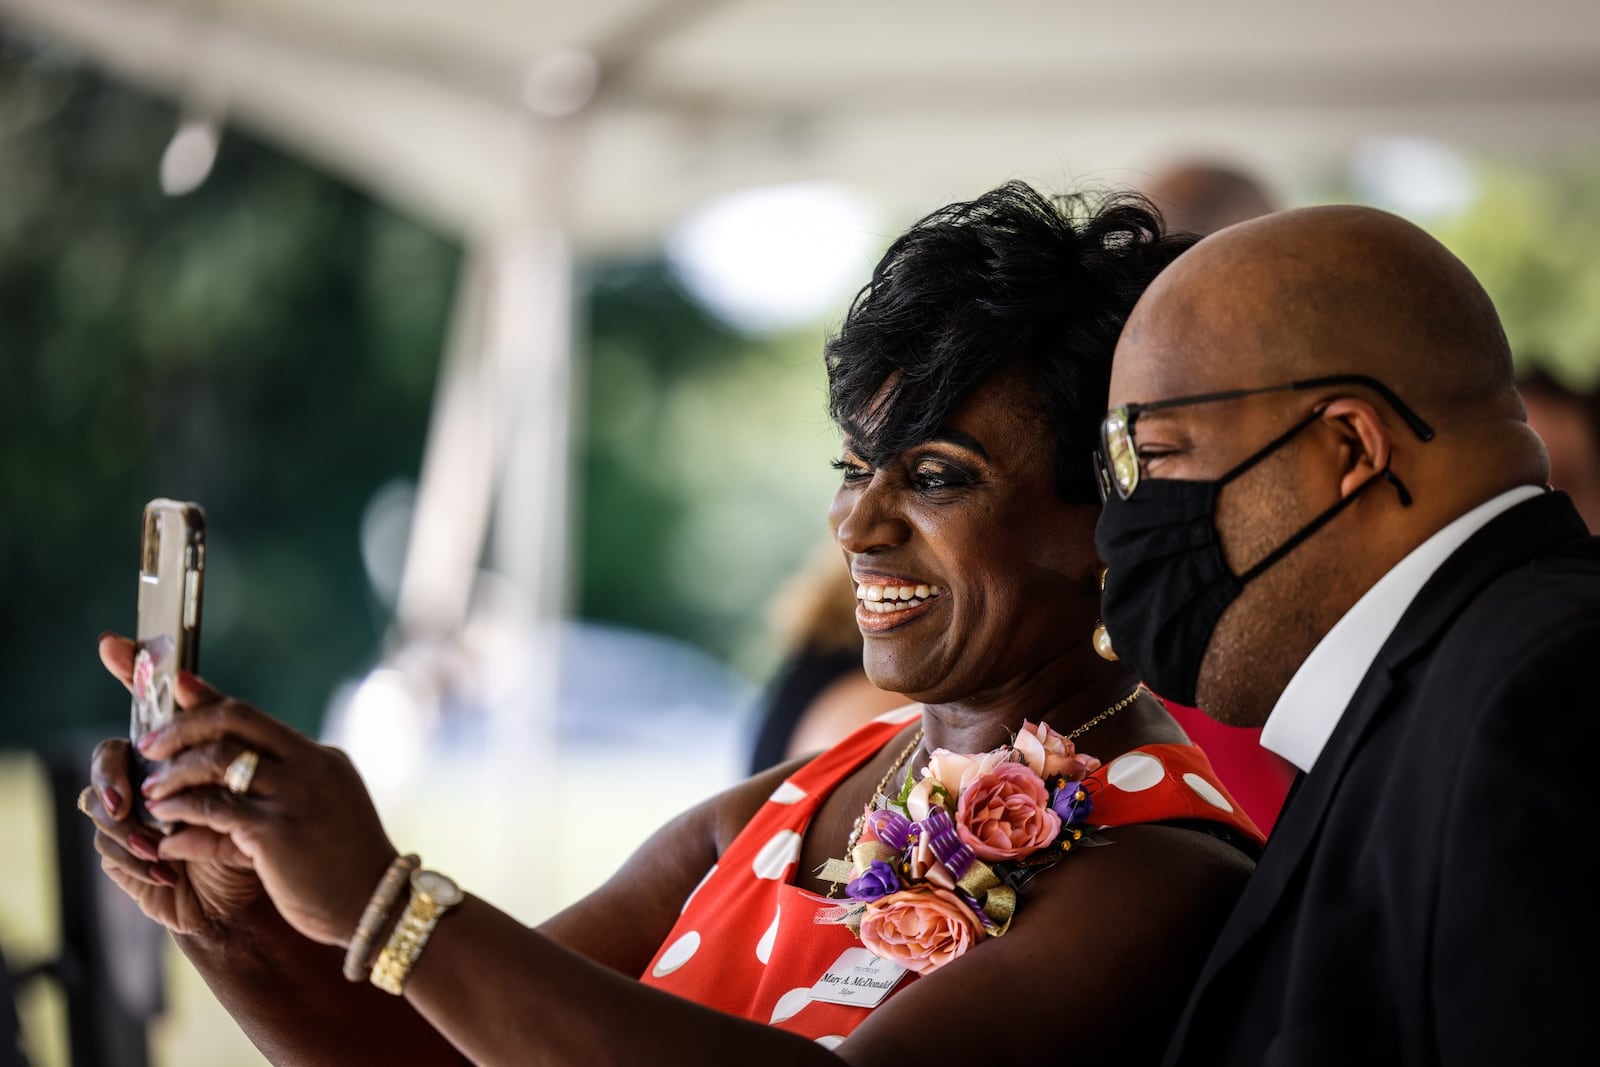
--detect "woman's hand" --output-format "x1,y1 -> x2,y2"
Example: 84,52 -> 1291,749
84,634 -> 263,935
130,669 -> 402,950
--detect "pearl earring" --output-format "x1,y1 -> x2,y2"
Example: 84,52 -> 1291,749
1093,567 -> 1118,661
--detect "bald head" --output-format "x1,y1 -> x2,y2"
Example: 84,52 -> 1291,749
1146,162 -> 1277,238
1117,204 -> 1526,434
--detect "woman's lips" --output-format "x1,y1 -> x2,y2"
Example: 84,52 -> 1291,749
853,578 -> 946,633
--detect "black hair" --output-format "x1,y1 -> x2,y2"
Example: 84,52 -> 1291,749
825,179 -> 1195,504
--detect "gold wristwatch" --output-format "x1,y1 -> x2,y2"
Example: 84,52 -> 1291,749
369,868 -> 464,995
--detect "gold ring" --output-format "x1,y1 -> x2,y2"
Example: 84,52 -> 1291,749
224,748 -> 261,795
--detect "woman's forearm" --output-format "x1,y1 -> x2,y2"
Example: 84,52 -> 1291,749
174,897 -> 466,1066
403,896 -> 839,1067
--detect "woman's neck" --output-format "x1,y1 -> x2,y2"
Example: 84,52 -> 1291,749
915,646 -> 1142,756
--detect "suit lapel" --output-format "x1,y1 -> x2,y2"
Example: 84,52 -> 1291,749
1179,491 -> 1589,1018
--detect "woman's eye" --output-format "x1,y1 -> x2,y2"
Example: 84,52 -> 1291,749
830,458 -> 871,483
913,465 -> 967,491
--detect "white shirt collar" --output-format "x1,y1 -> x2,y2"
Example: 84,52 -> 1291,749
1259,485 -> 1545,773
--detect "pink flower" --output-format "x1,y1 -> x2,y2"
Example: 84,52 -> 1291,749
955,761 -> 1062,861
908,747 -> 1008,820
1013,720 -> 1091,779
858,887 -> 986,974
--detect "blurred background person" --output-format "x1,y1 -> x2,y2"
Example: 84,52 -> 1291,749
1518,364 -> 1600,531
1145,159 -> 1279,237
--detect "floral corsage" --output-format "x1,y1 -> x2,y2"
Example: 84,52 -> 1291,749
822,721 -> 1103,975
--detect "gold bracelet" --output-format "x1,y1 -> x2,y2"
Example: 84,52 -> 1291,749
342,853 -> 420,982
370,869 -> 463,996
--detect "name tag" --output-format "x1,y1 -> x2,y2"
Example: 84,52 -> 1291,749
808,947 -> 908,1007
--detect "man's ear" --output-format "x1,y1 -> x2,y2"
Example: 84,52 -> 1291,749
1320,398 -> 1392,498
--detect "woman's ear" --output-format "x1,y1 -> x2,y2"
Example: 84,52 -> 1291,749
1320,398 -> 1392,499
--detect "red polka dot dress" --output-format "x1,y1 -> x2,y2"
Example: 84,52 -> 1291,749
640,704 -> 1264,1046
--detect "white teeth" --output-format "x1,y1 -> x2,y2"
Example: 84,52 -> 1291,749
864,597 -> 928,614
855,581 -> 944,612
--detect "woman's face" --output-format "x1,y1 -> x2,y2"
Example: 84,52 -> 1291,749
827,373 -> 1103,703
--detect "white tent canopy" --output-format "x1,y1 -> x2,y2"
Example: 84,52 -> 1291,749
5,0 -> 1599,247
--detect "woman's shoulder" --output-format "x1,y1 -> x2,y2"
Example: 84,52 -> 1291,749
698,757 -> 812,853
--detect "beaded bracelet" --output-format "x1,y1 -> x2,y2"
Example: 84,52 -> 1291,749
343,852 -> 421,982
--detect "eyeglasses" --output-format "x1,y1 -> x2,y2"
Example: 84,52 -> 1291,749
1093,373 -> 1435,501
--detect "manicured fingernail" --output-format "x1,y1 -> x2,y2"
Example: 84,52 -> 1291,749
97,630 -> 116,643
177,670 -> 198,688
140,772 -> 164,798
127,831 -> 160,861
149,863 -> 179,887
135,731 -> 159,754
101,788 -> 122,816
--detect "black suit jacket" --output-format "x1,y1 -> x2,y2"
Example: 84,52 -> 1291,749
1162,490 -> 1599,1066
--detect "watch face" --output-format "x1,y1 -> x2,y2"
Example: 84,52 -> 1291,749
413,869 -> 464,907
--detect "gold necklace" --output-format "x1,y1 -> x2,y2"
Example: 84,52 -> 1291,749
826,726 -> 924,897
1064,684 -> 1145,742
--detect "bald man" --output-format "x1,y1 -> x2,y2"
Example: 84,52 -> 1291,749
1145,160 -> 1277,237
1093,205 -> 1595,1065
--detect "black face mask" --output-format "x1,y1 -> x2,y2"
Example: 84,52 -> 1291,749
1094,408 -> 1412,707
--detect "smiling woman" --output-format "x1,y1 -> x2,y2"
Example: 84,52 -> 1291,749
80,179 -> 1264,1067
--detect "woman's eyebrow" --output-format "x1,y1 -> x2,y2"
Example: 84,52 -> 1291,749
837,424 -> 990,462
919,428 -> 990,460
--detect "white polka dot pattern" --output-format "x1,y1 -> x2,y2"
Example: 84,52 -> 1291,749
770,987 -> 812,1024
1183,772 -> 1235,812
752,829 -> 802,880
816,1036 -> 845,1050
652,931 -> 701,977
768,781 -> 807,805
756,908 -> 780,964
1105,751 -> 1165,792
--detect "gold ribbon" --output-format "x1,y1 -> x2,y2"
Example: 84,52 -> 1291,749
956,859 -> 1017,936
850,840 -> 898,873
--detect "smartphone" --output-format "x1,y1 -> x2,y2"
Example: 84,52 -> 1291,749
129,498 -> 206,830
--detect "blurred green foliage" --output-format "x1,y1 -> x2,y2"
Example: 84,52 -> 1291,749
0,37 -> 459,747
1430,161 -> 1600,389
576,259 -> 847,678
